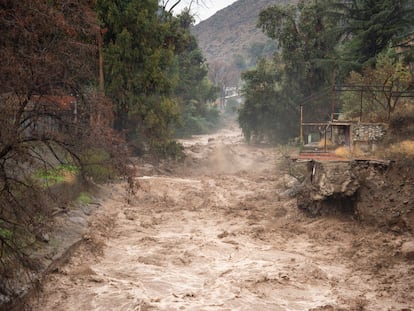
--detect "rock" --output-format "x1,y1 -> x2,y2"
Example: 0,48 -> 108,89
280,185 -> 302,198
68,216 -> 87,226
401,241 -> 414,260
42,233 -> 50,243
296,161 -> 359,215
282,174 -> 300,189
217,231 -> 229,239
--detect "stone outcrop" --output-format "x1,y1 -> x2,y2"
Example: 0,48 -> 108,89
297,161 -> 360,216
296,159 -> 414,232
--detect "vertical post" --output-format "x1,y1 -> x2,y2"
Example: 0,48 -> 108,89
331,93 -> 335,121
331,71 -> 336,121
300,105 -> 303,144
98,29 -> 105,95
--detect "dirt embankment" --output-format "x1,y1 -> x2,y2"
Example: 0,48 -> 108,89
297,159 -> 414,233
24,125 -> 414,311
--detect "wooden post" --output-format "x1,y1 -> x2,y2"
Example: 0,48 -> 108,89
300,105 -> 303,144
331,71 -> 336,121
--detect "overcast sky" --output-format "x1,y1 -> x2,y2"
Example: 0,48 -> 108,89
171,0 -> 238,23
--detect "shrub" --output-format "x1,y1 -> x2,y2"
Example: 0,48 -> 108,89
34,164 -> 79,187
80,148 -> 117,183
77,192 -> 91,205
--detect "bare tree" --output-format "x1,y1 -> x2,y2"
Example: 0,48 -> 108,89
160,0 -> 208,14
0,0 -> 128,298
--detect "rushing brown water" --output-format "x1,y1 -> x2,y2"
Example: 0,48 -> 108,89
31,125 -> 414,310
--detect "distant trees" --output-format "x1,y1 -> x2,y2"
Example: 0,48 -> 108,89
239,0 -> 339,143
238,0 -> 414,143
171,11 -> 219,137
238,58 -> 295,143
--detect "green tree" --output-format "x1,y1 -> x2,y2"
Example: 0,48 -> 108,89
238,0 -> 340,143
97,2 -> 216,153
238,58 -> 297,143
172,11 -> 219,136
97,0 -> 180,154
258,0 -> 339,98
338,0 -> 414,69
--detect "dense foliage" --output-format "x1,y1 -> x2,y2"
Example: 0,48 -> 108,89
239,0 -> 414,143
97,1 -> 218,153
0,0 -> 216,296
0,0 -> 111,295
341,50 -> 413,121
338,0 -> 414,70
240,0 -> 339,143
171,11 -> 220,137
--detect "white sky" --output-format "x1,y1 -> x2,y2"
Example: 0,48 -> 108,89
171,0 -> 238,23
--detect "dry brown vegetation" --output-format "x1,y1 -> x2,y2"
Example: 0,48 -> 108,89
0,0 -> 129,300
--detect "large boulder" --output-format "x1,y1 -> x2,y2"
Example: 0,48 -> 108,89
297,161 -> 359,216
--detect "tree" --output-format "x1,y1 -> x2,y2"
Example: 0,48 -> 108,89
258,0 -> 339,98
238,0 -> 340,143
172,12 -> 219,136
97,0 -> 181,154
338,0 -> 414,69
341,49 -> 413,121
238,58 -> 297,143
160,0 -> 209,17
208,60 -> 238,108
0,0 -> 122,296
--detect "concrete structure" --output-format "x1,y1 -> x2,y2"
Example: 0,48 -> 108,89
301,121 -> 387,154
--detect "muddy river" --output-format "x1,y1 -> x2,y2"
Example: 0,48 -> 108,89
31,125 -> 414,310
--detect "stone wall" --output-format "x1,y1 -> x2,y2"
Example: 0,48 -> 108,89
352,123 -> 387,151
352,123 -> 387,142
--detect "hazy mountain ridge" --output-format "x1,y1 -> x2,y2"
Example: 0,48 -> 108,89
192,0 -> 293,65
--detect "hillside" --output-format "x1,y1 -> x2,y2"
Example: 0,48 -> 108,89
192,0 -> 293,66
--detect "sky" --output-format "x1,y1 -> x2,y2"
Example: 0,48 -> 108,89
171,0 -> 238,23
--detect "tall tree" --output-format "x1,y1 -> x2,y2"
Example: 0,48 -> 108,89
258,0 -> 339,99
0,0 -> 108,295
238,58 -> 296,143
339,0 -> 414,69
238,0 -> 340,143
97,0 -> 181,153
172,11 -> 219,136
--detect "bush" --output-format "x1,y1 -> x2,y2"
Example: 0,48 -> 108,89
34,164 -> 79,187
80,148 -> 117,183
77,192 -> 91,205
150,140 -> 185,160
389,109 -> 414,139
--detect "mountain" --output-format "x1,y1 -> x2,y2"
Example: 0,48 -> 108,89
192,0 -> 293,66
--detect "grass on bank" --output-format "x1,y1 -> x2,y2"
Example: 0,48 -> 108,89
34,164 -> 79,187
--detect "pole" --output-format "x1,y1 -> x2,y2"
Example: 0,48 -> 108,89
300,105 -> 303,145
331,71 -> 336,121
